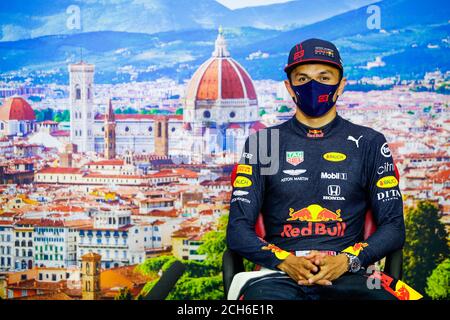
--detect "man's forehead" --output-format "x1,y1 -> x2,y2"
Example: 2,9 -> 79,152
291,63 -> 339,76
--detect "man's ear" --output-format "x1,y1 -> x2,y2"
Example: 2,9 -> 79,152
284,79 -> 296,102
336,77 -> 347,96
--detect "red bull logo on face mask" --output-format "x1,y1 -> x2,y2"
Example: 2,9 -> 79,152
281,204 -> 346,238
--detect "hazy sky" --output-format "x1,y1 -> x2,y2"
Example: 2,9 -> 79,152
216,0 -> 294,10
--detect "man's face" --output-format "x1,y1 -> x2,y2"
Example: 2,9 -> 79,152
284,63 -> 346,103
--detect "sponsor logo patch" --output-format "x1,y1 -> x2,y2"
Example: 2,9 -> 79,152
347,135 -> 363,148
236,164 -> 252,175
286,204 -> 342,222
307,129 -> 324,138
231,197 -> 251,204
261,244 -> 291,260
281,204 -> 346,238
233,176 -> 252,188
381,142 -> 391,158
314,46 -> 335,57
233,190 -> 249,196
376,176 -> 398,188
321,172 -> 348,180
293,50 -> 305,61
323,152 -> 347,162
323,184 -> 345,201
283,169 -> 307,176
242,152 -> 253,160
377,189 -> 401,202
342,242 -> 368,256
286,151 -> 304,166
317,95 -> 329,103
377,162 -> 394,175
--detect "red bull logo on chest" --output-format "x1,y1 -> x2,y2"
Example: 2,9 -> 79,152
281,204 -> 346,238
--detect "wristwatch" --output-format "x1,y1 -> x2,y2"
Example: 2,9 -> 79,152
343,252 -> 361,273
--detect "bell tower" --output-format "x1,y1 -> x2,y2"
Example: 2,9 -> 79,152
69,61 -> 95,153
81,252 -> 101,300
104,99 -> 116,159
154,115 -> 169,157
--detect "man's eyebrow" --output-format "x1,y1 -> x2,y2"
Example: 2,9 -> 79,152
293,72 -> 310,77
319,70 -> 334,75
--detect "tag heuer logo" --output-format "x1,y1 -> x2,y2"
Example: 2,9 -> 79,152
286,151 -> 304,166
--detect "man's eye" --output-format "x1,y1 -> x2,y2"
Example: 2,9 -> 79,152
321,77 -> 330,81
298,77 -> 307,82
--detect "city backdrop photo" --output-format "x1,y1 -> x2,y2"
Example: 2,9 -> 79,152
0,0 -> 448,300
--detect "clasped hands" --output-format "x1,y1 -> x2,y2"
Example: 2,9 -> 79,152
277,250 -> 349,286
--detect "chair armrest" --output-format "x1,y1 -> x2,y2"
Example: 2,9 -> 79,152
384,248 -> 403,280
222,248 -> 245,296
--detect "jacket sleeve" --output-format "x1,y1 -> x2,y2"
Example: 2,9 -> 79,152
226,133 -> 292,270
343,133 -> 406,268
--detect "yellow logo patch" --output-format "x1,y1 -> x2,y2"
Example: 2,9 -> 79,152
236,164 -> 252,175
376,176 -> 398,188
323,152 -> 347,162
233,176 -> 252,188
342,242 -> 368,256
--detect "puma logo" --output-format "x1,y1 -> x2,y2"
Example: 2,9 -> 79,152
347,135 -> 363,148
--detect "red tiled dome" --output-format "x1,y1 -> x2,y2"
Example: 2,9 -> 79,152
0,97 -> 36,121
185,29 -> 257,104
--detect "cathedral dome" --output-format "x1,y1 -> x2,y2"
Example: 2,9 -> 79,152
184,27 -> 258,115
0,97 -> 36,121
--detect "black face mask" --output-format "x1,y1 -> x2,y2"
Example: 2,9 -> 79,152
290,79 -> 341,117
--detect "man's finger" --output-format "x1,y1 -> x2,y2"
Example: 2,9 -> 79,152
302,259 -> 319,273
315,257 -> 326,266
308,269 -> 329,284
299,269 -> 314,280
316,279 -> 332,286
304,250 -> 320,259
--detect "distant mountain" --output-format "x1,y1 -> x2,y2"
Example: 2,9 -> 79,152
0,0 -> 448,82
0,0 -> 377,41
234,0 -> 450,79
0,27 -> 283,83
219,0 -> 378,30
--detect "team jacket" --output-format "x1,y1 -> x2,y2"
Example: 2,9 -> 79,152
226,113 -> 406,270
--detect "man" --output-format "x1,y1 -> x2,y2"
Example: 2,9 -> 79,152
226,38 -> 421,300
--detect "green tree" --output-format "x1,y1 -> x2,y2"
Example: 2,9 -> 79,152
61,109 -> 70,122
137,213 -> 260,299
278,105 -> 291,113
53,112 -> 62,123
34,110 -> 44,122
404,201 -> 449,295
175,108 -> 183,115
123,107 -> 138,114
114,287 -> 132,300
197,215 -> 228,269
259,109 -> 266,117
167,275 -> 223,300
426,258 -> 450,300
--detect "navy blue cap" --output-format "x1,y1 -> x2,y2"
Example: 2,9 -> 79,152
284,38 -> 343,77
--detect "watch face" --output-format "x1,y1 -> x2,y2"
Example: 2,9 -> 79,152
350,258 -> 361,273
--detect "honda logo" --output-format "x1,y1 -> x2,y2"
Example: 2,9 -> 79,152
327,185 -> 341,196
